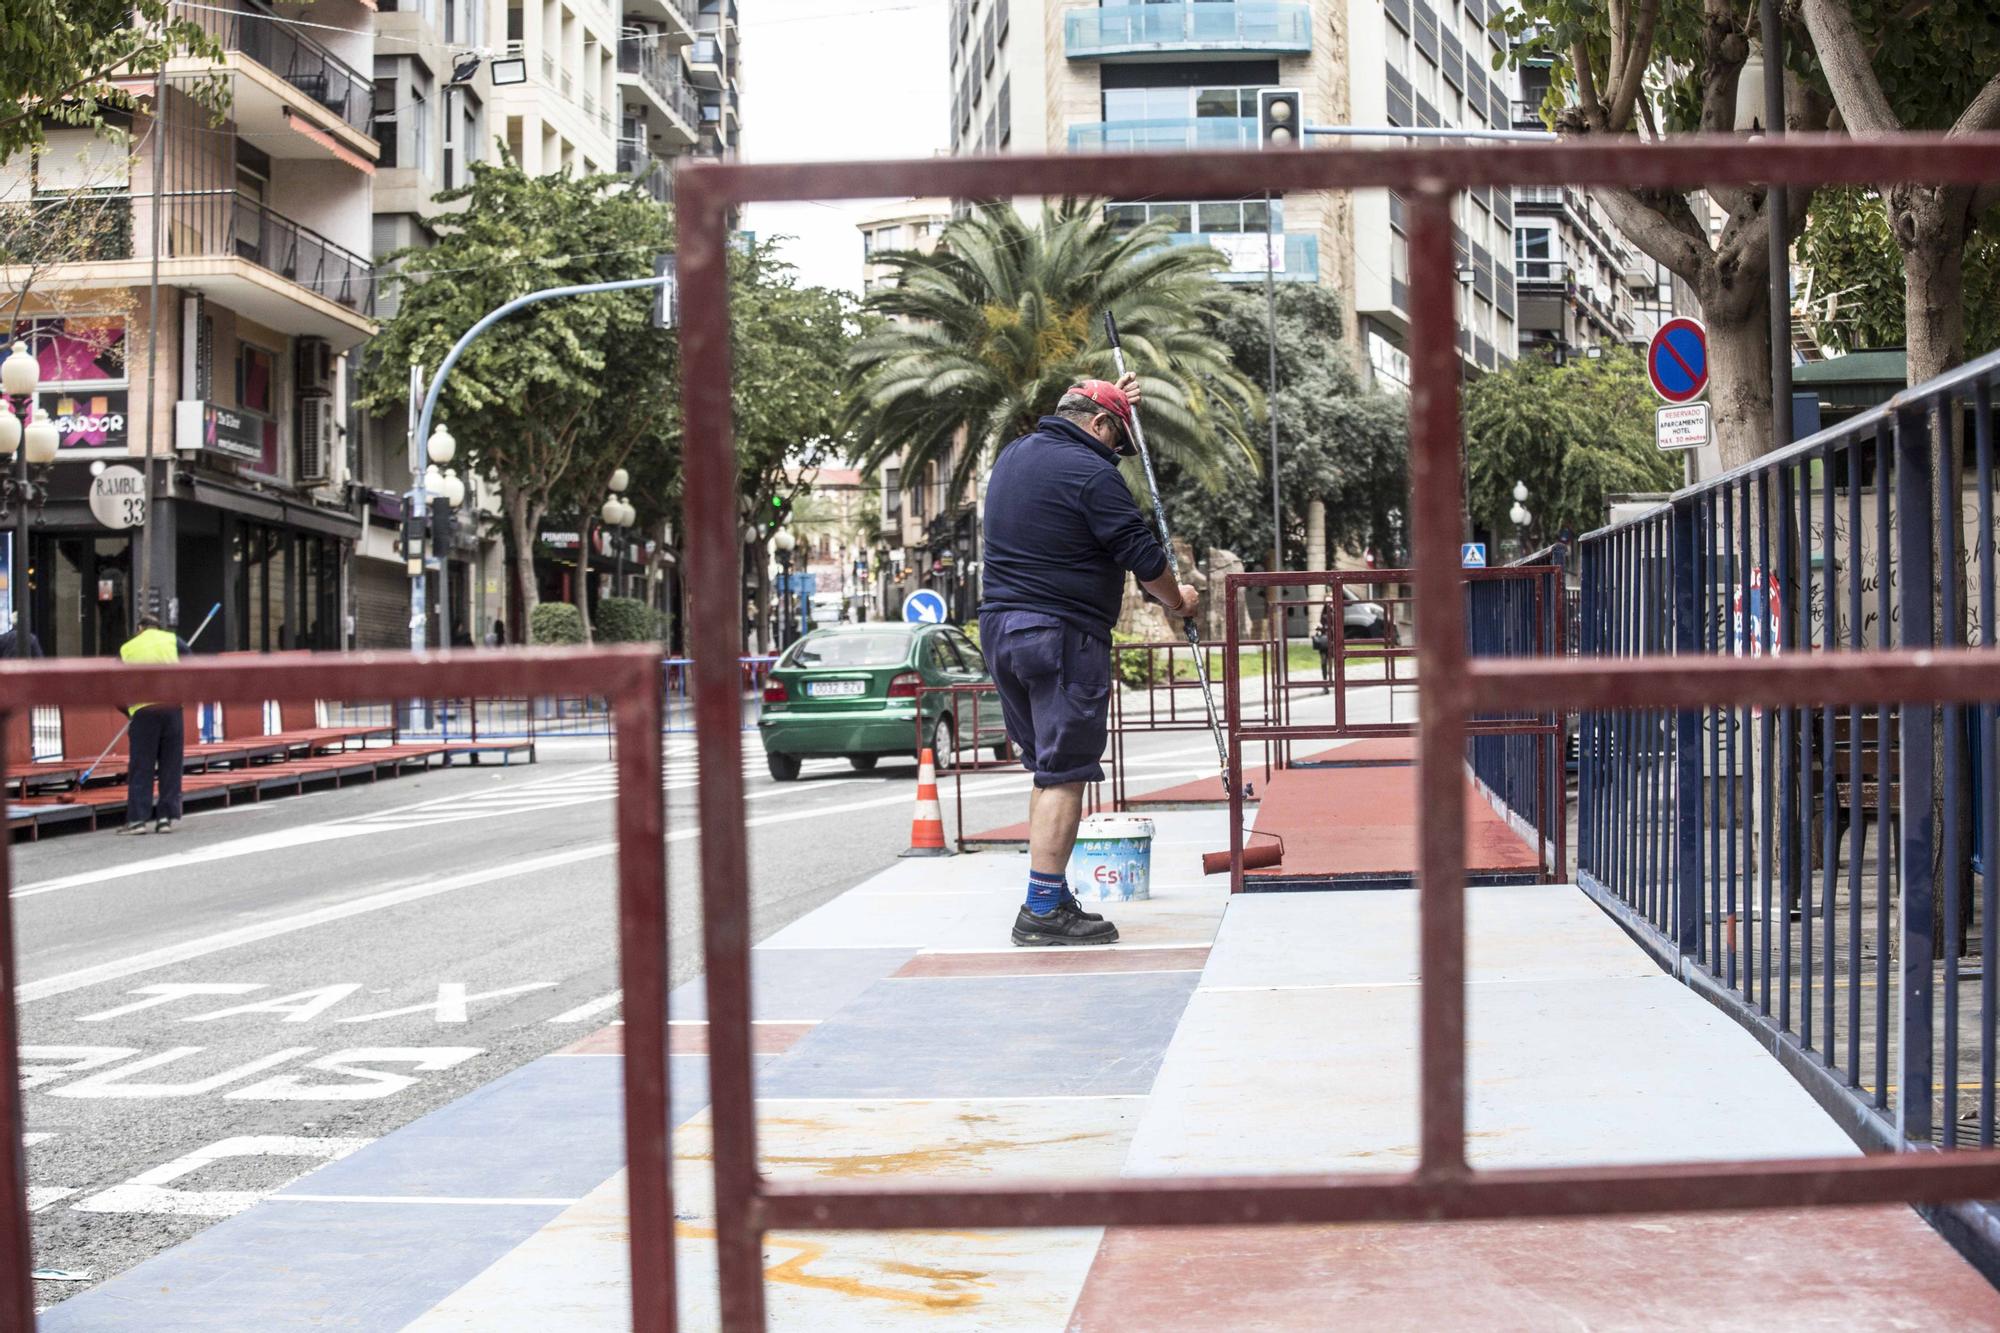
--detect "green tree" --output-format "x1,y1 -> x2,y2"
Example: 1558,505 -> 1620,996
359,156 -> 675,640
842,200 -> 1261,499
1797,188 -> 2000,356
0,0 -> 219,158
1160,284 -> 1408,567
1797,0 -> 2000,387
1501,2 -> 1829,469
1463,348 -> 1681,548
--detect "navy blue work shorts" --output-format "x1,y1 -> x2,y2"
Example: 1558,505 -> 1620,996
979,610 -> 1111,787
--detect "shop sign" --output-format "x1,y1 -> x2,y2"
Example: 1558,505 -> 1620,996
174,401 -> 263,463
52,388 -> 128,451
88,464 -> 146,529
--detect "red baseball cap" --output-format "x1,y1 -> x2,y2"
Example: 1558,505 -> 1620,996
1066,379 -> 1135,453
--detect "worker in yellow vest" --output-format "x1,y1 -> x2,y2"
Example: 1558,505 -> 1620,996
119,612 -> 184,835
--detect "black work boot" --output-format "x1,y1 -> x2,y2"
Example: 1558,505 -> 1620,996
1057,887 -> 1103,922
1012,902 -> 1120,947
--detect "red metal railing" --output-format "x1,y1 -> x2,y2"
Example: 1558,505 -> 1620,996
1106,636 -> 1281,807
1214,567 -> 1567,892
0,648 -> 669,1333
674,133 -> 2000,1330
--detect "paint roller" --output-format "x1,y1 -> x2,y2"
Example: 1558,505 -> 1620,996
1201,830 -> 1285,876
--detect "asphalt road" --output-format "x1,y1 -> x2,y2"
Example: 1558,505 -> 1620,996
10,703 -> 1278,1304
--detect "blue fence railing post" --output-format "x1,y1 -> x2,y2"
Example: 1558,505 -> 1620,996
1895,401 -> 1937,1145
1671,498 -> 1702,956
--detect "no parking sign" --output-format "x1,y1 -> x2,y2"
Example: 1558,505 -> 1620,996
1647,317 -> 1709,404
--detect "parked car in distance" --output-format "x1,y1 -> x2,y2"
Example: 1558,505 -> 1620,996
756,622 -> 1010,781
1340,585 -> 1400,645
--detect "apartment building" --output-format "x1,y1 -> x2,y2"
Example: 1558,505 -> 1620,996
949,0 -> 1516,387
0,0 -> 379,655
1507,51 -> 1680,363
351,0 -> 734,647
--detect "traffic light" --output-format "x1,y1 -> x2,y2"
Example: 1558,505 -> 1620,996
1258,88 -> 1302,149
767,494 -> 787,533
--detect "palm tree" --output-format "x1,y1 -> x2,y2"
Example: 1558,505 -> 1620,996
843,200 -> 1263,500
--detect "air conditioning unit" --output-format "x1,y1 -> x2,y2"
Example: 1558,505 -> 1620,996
297,395 -> 335,484
296,337 -> 335,396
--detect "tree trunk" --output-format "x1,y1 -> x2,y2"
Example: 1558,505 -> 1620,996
1703,300 -> 1774,472
504,486 -> 543,639
1905,228 -> 1973,958
575,516 -> 595,646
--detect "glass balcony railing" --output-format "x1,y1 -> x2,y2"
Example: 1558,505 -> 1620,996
1162,231 -> 1318,283
1066,3 -> 1311,59
193,0 -> 374,137
1070,117 -> 1257,152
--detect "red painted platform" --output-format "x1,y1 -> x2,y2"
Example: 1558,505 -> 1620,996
1246,761 -> 1541,883
1125,772 -> 1253,809
1295,735 -> 1416,766
1069,1209 -> 2000,1330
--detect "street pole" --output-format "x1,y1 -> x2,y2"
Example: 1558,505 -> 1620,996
1264,189 -> 1284,597
1759,0 -> 1793,453
12,404 -> 25,658
136,65 -> 167,628
406,362 -> 428,654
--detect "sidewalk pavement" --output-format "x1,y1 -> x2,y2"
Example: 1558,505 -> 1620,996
41,751 -> 2000,1330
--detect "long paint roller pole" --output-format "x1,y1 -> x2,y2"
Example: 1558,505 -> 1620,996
77,601 -> 224,783
1102,312 -> 1235,797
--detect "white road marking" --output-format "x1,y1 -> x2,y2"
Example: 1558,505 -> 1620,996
337,982 -> 556,1025
547,990 -> 622,1024
185,985 -> 361,1024
271,1194 -> 581,1207
27,1187 -> 77,1213
22,1133 -> 54,1147
77,984 -> 264,1022
225,1047 -> 484,1101
72,1136 -> 370,1218
48,1047 -> 310,1099
18,1047 -> 141,1090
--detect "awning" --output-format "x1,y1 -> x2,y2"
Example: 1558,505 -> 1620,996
184,476 -> 363,540
286,109 -> 376,175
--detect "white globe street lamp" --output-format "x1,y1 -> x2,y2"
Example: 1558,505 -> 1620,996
601,496 -> 625,527
441,468 -> 467,508
427,424 -> 456,465
0,342 -> 37,398
609,467 -> 630,493
0,404 -> 18,456
1512,480 -> 1529,504
23,409 -> 58,465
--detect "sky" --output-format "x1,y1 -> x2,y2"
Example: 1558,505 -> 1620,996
738,0 -> 951,296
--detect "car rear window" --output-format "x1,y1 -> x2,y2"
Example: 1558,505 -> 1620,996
784,632 -> 912,668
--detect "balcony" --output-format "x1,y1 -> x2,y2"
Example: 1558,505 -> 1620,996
1069,117 -> 1257,152
1066,3 -> 1312,59
624,0 -> 696,46
618,142 -> 673,204
1514,257 -> 1567,288
183,0 -> 375,153
163,192 -> 375,343
619,39 -> 700,143
1164,231 -> 1318,283
683,38 -> 723,89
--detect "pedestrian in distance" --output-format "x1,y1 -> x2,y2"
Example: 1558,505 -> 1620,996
980,375 -> 1199,947
119,612 -> 185,835
484,618 -> 506,648
0,624 -> 42,658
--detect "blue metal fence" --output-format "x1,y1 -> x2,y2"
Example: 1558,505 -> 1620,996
1573,346 -> 2000,1185
1466,563 -> 1567,872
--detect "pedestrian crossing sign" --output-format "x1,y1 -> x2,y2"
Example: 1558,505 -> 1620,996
1461,543 -> 1487,568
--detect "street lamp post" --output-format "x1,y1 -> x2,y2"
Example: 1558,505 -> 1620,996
425,458 -> 466,645
1509,480 -> 1533,558
773,526 -> 797,651
0,342 -> 59,658
602,468 -> 632,599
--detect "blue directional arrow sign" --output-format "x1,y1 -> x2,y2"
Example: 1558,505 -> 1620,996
1647,317 -> 1709,404
1461,543 -> 1487,569
902,589 -> 948,624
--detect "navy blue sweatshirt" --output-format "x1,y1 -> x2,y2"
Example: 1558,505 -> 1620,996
979,416 -> 1170,639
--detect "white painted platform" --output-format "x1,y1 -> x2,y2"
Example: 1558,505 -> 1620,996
1125,886 -> 1858,1178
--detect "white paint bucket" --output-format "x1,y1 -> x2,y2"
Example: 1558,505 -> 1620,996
1067,813 -> 1155,902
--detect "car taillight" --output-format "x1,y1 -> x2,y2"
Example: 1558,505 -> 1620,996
763,680 -> 789,703
887,672 -> 921,699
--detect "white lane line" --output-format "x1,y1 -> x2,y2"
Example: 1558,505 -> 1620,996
547,990 -> 623,1024
270,1194 -> 582,1207
16,843 -> 616,1004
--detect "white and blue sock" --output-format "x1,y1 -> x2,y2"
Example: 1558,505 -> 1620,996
1026,869 -> 1067,915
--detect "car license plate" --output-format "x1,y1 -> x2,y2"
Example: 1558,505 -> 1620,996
807,679 -> 866,698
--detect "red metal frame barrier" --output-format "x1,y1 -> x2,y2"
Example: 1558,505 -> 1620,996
1216,568 -> 1565,893
0,648 -> 669,1333
1107,637 -> 1281,807
679,134 -> 2000,1329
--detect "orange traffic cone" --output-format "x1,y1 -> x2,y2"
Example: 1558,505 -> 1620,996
899,748 -> 954,858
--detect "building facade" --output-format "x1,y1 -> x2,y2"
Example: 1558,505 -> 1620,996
950,0 -> 1517,387
1,0 -> 379,655
352,0 -> 736,649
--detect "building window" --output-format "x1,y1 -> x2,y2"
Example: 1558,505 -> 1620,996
997,75 -> 1010,147
410,87 -> 429,176
1515,224 -> 1555,280
884,467 -> 901,519
373,79 -> 399,169
910,465 -> 927,519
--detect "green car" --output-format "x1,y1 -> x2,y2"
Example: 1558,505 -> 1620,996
757,622 -> 1011,781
